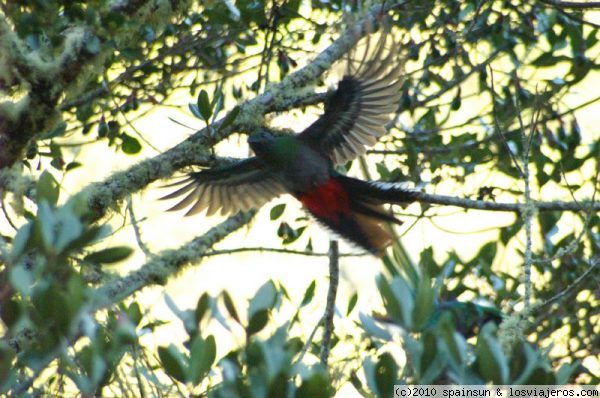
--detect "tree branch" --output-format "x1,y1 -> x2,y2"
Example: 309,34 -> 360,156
533,256 -> 600,312
0,0 -> 192,169
90,211 -> 255,311
2,2 -> 401,358
204,246 -> 368,257
76,4 -> 394,220
320,240 -> 339,368
413,191 -> 600,213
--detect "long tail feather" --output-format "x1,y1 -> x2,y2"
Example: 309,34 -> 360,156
308,209 -> 392,256
336,175 -> 419,205
297,175 -> 418,256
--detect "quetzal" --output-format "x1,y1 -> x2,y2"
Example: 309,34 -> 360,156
162,33 -> 418,255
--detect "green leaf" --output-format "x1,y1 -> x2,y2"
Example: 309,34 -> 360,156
42,122 -> 67,139
555,362 -> 579,384
377,276 -> 414,329
121,133 -> 142,154
239,0 -> 267,25
165,294 -> 197,336
500,220 -> 523,245
269,203 -> 286,220
61,224 -> 108,254
37,170 -> 60,206
359,313 -> 392,341
363,357 -> 379,396
212,89 -> 224,118
11,222 -> 32,260
127,302 -> 143,326
512,342 -> 543,384
248,280 -> 277,319
9,264 -> 34,296
471,241 -> 497,270
296,371 -> 331,398
197,89 -> 212,121
32,284 -> 72,335
300,280 -> 316,307
65,161 -> 82,171
188,335 -> 216,385
195,293 -> 211,324
531,52 -> 570,67
375,353 -> 398,398
346,292 -> 358,316
476,323 -> 509,384
119,47 -> 143,61
84,246 -> 133,264
97,119 -> 108,137
37,201 -> 57,252
158,345 -> 188,383
451,93 -> 461,110
222,290 -> 240,323
218,106 -> 240,131
188,103 -> 202,119
143,26 -> 156,43
246,309 -> 269,336
412,277 -> 435,330
54,206 -> 84,254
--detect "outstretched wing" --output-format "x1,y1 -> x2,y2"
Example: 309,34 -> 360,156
298,33 -> 403,164
161,157 -> 286,216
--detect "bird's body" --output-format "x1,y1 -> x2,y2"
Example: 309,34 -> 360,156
163,31 -> 418,255
248,133 -> 330,193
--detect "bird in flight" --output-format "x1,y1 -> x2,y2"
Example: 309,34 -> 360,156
162,31 -> 418,255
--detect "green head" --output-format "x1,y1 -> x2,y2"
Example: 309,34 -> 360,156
248,129 -> 298,166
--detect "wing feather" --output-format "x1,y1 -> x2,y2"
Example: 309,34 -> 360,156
238,185 -> 255,210
161,157 -> 286,216
168,185 -> 204,211
298,32 -> 403,164
205,186 -> 220,216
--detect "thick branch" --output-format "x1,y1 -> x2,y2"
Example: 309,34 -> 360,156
0,0 -> 190,169
0,17 -> 96,168
90,211 -> 254,310
3,5 -> 394,356
79,4 -> 391,219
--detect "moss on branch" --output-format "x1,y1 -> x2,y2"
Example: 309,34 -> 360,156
92,211 -> 255,309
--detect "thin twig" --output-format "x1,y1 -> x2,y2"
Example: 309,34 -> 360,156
295,316 -> 323,365
533,257 -> 600,312
488,66 -> 524,177
204,246 -> 368,257
412,191 -> 600,212
91,212 -> 254,310
102,76 -> 161,153
320,240 -> 339,368
1,196 -> 18,231
127,196 -> 152,257
9,338 -> 72,397
532,139 -> 600,265
514,76 -> 538,311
